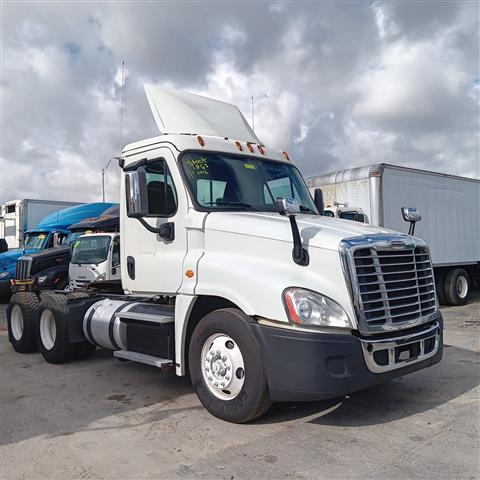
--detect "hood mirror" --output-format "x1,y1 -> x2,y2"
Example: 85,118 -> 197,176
277,197 -> 309,267
401,207 -> 422,235
277,197 -> 300,217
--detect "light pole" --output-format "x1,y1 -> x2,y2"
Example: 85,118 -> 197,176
102,157 -> 116,203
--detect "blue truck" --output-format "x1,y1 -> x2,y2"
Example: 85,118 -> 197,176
0,203 -> 114,297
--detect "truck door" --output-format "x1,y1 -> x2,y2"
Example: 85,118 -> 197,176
122,147 -> 188,295
110,235 -> 121,280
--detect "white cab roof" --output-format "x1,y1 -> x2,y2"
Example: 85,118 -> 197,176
144,84 -> 261,144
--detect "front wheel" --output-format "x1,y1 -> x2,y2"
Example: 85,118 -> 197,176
188,308 -> 271,423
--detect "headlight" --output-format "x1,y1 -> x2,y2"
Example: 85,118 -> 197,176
38,275 -> 48,284
0,271 -> 10,279
283,288 -> 352,329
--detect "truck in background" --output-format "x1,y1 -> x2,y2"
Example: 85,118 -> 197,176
13,205 -> 119,294
0,203 -> 115,297
0,199 -> 81,249
69,232 -> 121,290
307,163 -> 480,306
7,86 -> 443,423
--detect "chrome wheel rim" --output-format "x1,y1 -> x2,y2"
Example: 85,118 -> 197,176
456,275 -> 468,299
40,309 -> 56,350
201,333 -> 245,400
11,304 -> 24,341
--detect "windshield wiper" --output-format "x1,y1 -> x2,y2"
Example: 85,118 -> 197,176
299,205 -> 317,214
207,201 -> 260,211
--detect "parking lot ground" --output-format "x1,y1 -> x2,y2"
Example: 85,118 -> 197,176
1,294 -> 479,480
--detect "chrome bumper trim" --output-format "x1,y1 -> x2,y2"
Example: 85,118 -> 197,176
359,321 -> 440,373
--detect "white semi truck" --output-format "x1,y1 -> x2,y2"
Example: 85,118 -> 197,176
0,199 -> 82,249
7,86 -> 443,423
307,164 -> 480,307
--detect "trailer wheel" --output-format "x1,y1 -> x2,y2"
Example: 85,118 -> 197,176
444,268 -> 471,306
189,308 -> 271,423
37,293 -> 76,363
6,292 -> 39,353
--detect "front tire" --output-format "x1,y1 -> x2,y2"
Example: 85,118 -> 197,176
444,268 -> 471,306
188,308 -> 271,423
7,292 -> 40,353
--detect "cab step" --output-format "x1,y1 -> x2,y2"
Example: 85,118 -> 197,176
113,349 -> 173,368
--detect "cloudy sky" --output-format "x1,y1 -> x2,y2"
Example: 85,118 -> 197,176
1,1 -> 479,204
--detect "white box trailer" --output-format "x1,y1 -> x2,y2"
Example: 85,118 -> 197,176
307,163 -> 480,306
0,199 -> 82,249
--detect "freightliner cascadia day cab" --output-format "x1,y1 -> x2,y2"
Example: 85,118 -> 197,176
307,165 -> 480,306
7,86 -> 443,423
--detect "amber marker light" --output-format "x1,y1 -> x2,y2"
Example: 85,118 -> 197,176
284,290 -> 300,324
282,151 -> 290,161
197,136 -> 205,146
185,269 -> 195,278
247,143 -> 254,153
235,141 -> 243,151
257,145 -> 265,155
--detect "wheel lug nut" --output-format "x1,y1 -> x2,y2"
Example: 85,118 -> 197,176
226,366 -> 231,371
222,356 -> 227,362
216,350 -> 220,355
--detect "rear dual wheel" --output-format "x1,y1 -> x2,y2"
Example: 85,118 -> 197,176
7,292 -> 39,353
444,268 -> 471,306
37,293 -> 95,363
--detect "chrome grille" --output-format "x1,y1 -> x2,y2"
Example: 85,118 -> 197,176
16,256 -> 32,280
341,235 -> 438,334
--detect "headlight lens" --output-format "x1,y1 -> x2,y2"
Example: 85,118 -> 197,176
38,275 -> 47,284
283,288 -> 352,329
0,271 -> 10,279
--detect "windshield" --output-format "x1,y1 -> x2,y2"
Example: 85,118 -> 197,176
65,230 -> 91,245
23,233 -> 49,250
181,152 -> 317,213
71,235 -> 111,265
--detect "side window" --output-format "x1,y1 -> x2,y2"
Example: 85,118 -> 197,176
144,159 -> 178,216
196,179 -> 227,206
112,237 -> 120,267
264,177 -> 301,203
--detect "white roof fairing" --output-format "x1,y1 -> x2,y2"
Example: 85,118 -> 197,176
144,84 -> 261,144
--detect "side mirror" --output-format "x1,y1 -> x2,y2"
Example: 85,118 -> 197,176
276,197 -> 300,217
111,267 -> 117,275
53,232 -> 62,247
125,171 -> 148,218
314,188 -> 325,215
276,197 -> 308,266
401,207 -> 422,235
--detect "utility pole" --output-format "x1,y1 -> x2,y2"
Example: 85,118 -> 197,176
102,157 -> 115,203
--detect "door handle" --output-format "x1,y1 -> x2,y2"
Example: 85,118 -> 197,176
127,256 -> 135,280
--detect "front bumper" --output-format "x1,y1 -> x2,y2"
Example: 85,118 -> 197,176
250,312 -> 443,402
0,279 -> 11,297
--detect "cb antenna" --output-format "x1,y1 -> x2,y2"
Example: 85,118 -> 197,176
119,61 -> 125,155
251,95 -> 255,132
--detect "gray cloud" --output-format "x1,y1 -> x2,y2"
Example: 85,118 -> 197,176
1,1 -> 478,204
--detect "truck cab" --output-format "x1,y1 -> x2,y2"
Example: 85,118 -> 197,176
69,232 -> 121,289
7,86 -> 443,423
